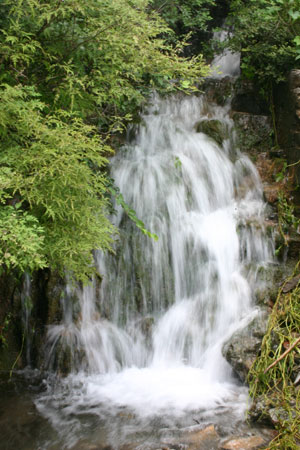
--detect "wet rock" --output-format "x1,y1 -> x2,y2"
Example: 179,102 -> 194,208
202,77 -> 235,106
220,435 -> 265,450
231,80 -> 269,116
268,406 -> 297,425
262,185 -> 280,204
248,394 -> 293,427
274,70 -> 300,186
249,396 -> 269,424
71,442 -> 113,450
181,424 -> 220,450
254,263 -> 294,307
161,424 -> 220,450
232,112 -> 272,153
285,228 -> 300,259
222,310 -> 269,382
281,273 -> 300,293
195,119 -> 227,146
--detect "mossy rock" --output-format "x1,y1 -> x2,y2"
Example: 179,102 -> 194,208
195,119 -> 226,146
232,112 -> 272,152
222,309 -> 269,382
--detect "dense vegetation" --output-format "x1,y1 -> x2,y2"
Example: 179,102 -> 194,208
228,0 -> 300,86
0,0 -> 209,281
150,0 -> 216,50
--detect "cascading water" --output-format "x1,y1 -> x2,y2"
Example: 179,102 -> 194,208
210,28 -> 240,78
35,93 -> 274,448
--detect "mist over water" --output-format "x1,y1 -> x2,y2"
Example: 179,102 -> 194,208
36,93 -> 274,448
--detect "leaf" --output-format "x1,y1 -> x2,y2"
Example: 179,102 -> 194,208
289,9 -> 300,21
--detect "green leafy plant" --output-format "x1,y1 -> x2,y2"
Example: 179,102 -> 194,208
228,0 -> 300,86
0,0 -> 210,281
0,84 -> 114,281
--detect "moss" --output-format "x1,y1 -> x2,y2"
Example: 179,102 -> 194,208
195,119 -> 227,146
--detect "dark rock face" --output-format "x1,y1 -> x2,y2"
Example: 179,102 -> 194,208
275,69 -> 300,184
229,80 -> 273,153
0,273 -> 23,370
203,77 -> 273,154
232,112 -> 272,153
222,310 -> 269,383
203,77 -> 235,106
231,80 -> 269,116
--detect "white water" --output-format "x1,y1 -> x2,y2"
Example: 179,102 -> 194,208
36,93 -> 273,448
210,29 -> 240,77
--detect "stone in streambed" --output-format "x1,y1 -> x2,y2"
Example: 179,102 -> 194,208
181,424 -> 220,449
220,435 -> 265,450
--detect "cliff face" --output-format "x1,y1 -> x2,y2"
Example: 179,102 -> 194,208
275,70 -> 300,186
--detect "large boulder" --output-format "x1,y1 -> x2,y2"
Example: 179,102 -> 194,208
195,119 -> 228,146
222,310 -> 269,382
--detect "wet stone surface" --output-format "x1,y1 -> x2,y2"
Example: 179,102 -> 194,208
222,310 -> 269,383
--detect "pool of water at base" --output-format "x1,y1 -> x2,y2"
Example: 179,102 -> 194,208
0,369 -> 266,450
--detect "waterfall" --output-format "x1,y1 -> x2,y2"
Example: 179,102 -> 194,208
36,93 -> 274,448
210,29 -> 240,78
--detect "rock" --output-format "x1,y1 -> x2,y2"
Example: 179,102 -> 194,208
263,185 -> 280,204
274,69 -> 300,186
222,310 -> 269,382
285,229 -> 300,259
231,80 -> 269,115
247,396 -> 271,424
195,119 -> 227,146
268,406 -> 297,425
290,69 -> 300,89
281,273 -> 300,293
71,442 -> 113,450
181,424 -> 220,450
203,77 -> 235,106
232,112 -> 272,153
220,435 -> 265,450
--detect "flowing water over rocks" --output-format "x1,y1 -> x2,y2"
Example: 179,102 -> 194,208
14,93 -> 275,449
0,93 -> 276,450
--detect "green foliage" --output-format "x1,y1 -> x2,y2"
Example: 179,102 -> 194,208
248,268 -> 300,449
0,205 -> 46,274
150,0 -> 215,49
228,0 -> 300,85
0,0 -> 209,125
151,0 -> 214,31
0,0 -> 209,281
0,84 -> 115,280
278,191 -> 300,234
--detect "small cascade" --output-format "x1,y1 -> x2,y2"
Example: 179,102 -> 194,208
210,29 -> 240,78
37,92 -> 274,448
